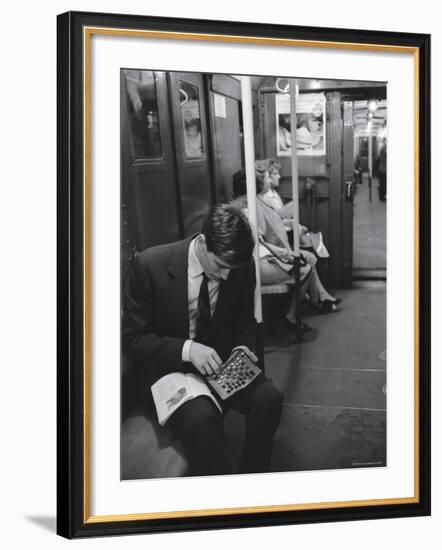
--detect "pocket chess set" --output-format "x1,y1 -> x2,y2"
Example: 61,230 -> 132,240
207,348 -> 261,399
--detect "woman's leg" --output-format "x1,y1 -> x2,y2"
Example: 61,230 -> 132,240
286,263 -> 341,320
260,258 -> 310,326
306,266 -> 337,303
300,249 -> 317,268
299,251 -> 338,304
259,258 -> 293,285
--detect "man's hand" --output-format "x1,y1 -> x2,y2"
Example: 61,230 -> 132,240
233,346 -> 258,363
188,342 -> 222,376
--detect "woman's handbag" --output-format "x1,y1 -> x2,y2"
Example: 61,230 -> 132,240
300,231 -> 330,258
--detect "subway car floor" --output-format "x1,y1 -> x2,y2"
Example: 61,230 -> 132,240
121,280 -> 386,480
353,174 -> 387,277
223,280 -> 387,474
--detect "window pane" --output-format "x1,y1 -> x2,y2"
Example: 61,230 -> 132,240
179,80 -> 204,158
123,69 -> 162,159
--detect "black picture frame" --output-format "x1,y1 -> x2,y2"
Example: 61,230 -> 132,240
57,10 -> 431,539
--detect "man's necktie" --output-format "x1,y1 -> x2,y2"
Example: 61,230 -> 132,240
195,273 -> 211,345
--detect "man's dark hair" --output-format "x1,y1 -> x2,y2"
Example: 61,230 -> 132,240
202,204 -> 254,266
233,163 -> 268,197
232,170 -> 247,199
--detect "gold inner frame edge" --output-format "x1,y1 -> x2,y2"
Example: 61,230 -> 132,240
82,26 -> 421,524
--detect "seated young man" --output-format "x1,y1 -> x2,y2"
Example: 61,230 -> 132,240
123,204 -> 283,477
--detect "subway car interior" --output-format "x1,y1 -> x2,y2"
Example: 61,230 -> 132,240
121,70 -> 387,479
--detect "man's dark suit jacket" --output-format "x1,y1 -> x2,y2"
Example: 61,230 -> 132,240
122,236 -> 258,387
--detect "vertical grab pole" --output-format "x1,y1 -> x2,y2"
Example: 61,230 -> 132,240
368,133 -> 373,202
289,79 -> 303,341
240,76 -> 262,323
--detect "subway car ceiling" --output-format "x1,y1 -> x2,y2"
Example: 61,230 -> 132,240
121,71 -> 387,288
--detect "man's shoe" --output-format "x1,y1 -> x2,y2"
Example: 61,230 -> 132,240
284,317 -> 313,332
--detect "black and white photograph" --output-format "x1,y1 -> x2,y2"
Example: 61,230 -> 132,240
120,69 -> 388,481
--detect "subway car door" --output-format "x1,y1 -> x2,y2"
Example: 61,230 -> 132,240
121,69 -> 182,266
208,75 -> 243,202
169,73 -> 214,236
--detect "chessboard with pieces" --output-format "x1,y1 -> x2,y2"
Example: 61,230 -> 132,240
207,348 -> 261,400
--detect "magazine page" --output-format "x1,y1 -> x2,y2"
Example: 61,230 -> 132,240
186,373 -> 222,413
151,372 -> 222,426
151,373 -> 191,426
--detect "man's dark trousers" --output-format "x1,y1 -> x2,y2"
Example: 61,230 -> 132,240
167,374 -> 283,476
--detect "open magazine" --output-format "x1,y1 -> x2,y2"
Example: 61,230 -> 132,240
151,372 -> 222,426
151,350 -> 262,425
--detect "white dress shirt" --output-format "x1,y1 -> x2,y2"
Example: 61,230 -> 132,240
181,236 -> 221,362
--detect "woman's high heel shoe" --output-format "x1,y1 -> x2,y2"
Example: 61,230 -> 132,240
315,298 -> 342,314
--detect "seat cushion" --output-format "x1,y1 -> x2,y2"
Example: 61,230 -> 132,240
261,283 -> 291,295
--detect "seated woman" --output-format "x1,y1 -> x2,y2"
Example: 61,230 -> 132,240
261,159 -> 295,220
232,162 -> 341,329
261,158 -> 331,258
260,159 -> 285,212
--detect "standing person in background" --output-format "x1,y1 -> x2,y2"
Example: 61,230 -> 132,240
377,138 -> 387,201
354,154 -> 363,186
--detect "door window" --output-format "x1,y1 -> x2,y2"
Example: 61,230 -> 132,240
179,80 -> 204,158
122,69 -> 162,159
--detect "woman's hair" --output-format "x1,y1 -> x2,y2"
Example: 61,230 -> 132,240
254,160 -> 268,194
232,160 -> 270,197
201,204 -> 254,266
266,158 -> 281,174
